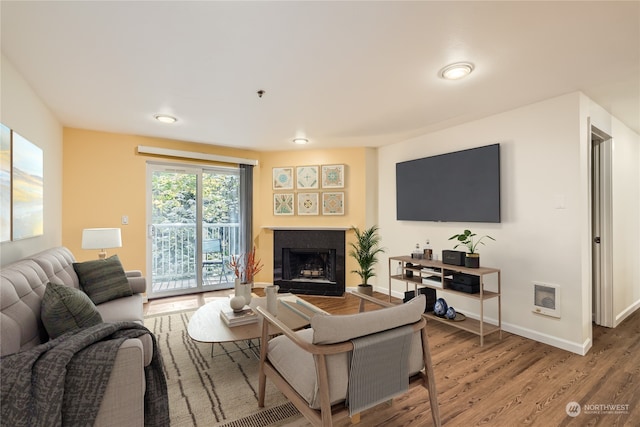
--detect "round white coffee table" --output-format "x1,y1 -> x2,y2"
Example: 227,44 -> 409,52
187,295 -> 319,355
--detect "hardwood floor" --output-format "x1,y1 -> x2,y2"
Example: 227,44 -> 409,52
144,290 -> 640,426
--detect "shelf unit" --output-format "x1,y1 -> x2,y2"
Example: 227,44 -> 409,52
388,255 -> 501,346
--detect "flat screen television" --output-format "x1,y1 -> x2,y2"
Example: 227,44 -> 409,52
396,143 -> 501,223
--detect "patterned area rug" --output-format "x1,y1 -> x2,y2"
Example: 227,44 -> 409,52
144,310 -> 305,426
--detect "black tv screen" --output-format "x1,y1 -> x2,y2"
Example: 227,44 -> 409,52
396,144 -> 500,223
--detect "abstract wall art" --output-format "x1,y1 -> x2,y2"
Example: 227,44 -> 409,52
274,193 -> 294,215
321,164 -> 344,188
322,192 -> 345,215
273,167 -> 294,190
12,131 -> 43,240
297,192 -> 319,215
0,124 -> 11,242
296,165 -> 318,189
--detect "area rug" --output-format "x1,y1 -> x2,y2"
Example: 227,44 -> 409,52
144,310 -> 305,426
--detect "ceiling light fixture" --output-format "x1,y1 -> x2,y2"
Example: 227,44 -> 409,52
293,138 -> 309,145
153,114 -> 178,124
439,62 -> 474,80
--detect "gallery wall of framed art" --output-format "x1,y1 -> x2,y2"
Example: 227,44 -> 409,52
272,164 -> 345,216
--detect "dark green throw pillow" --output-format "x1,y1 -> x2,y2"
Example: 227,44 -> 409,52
73,254 -> 133,305
41,282 -> 103,339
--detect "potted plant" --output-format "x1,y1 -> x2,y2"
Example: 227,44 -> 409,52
348,225 -> 385,296
448,229 -> 495,268
228,246 -> 264,303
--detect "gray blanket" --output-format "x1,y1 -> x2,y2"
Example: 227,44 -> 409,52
348,325 -> 413,416
0,322 -> 169,427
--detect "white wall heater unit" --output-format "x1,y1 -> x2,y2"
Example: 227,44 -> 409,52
532,282 -> 561,318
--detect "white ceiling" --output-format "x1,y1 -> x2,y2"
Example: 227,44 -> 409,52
2,1 -> 638,151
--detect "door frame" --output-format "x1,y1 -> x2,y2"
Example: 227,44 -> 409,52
146,161 -> 241,299
590,122 -> 613,327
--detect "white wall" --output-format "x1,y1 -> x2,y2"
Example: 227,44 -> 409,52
378,93 -> 590,354
610,117 -> 640,324
364,147 -> 379,227
378,92 -> 640,355
580,95 -> 640,329
0,54 -> 63,265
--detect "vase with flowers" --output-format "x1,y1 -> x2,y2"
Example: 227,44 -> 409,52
228,246 -> 264,304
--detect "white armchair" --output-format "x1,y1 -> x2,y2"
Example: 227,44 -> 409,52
257,292 -> 440,427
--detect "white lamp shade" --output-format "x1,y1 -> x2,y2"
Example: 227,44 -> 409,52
82,228 -> 122,250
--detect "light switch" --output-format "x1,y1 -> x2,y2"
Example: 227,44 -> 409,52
121,215 -> 129,225
553,194 -> 566,209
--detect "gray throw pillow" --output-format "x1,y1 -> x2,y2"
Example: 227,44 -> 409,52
41,282 -> 103,339
73,254 -> 133,305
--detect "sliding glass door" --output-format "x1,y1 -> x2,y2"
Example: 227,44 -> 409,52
147,163 -> 240,298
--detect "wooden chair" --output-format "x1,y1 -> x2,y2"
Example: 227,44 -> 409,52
257,292 -> 441,427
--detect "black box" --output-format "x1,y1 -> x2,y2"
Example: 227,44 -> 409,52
403,290 -> 416,303
403,288 -> 436,312
449,281 -> 480,294
452,273 -> 480,286
442,250 -> 466,266
420,287 -> 437,312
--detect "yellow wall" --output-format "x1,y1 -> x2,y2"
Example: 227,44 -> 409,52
62,128 -> 260,271
254,147 -> 376,285
63,128 -> 375,287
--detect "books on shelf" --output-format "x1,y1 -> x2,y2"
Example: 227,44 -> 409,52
422,275 -> 443,288
220,307 -> 258,327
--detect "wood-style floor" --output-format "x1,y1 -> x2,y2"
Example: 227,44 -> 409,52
144,290 -> 640,426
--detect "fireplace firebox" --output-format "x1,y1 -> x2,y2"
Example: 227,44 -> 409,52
274,229 -> 345,296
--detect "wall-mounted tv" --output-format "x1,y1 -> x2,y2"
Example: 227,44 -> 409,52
396,144 -> 501,223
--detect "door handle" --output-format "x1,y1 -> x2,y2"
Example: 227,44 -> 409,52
594,236 -> 601,244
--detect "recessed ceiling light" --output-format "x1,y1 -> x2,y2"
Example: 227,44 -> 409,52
154,114 -> 178,124
439,62 -> 474,80
293,138 -> 309,145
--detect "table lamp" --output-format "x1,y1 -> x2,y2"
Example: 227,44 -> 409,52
82,228 -> 122,259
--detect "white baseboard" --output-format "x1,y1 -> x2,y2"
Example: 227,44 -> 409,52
378,286 -> 591,355
614,298 -> 640,327
501,322 -> 591,355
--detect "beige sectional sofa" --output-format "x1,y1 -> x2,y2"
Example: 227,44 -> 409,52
0,246 -> 152,426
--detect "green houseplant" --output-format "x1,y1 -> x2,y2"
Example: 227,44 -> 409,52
348,225 -> 385,295
449,229 -> 495,268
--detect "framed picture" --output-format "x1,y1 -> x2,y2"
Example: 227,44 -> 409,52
321,164 -> 345,188
12,131 -> 43,240
274,193 -> 294,215
273,167 -> 294,190
1,124 -> 11,242
296,165 -> 319,189
322,192 -> 344,215
297,192 -> 319,215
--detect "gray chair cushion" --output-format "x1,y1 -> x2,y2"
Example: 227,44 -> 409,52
268,295 -> 427,409
311,294 -> 425,344
268,328 -> 350,409
73,255 -> 132,305
40,282 -> 103,339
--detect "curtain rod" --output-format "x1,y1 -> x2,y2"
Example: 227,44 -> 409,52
137,145 -> 259,166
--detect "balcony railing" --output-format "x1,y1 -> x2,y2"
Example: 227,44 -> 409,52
151,222 -> 240,285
